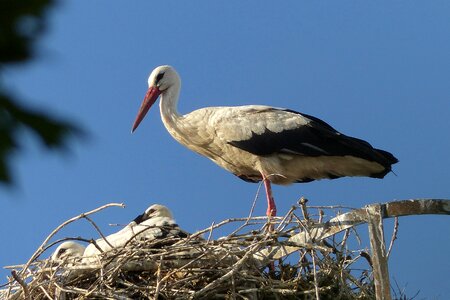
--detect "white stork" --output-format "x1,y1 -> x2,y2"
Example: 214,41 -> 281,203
51,241 -> 85,261
132,65 -> 398,217
83,204 -> 187,259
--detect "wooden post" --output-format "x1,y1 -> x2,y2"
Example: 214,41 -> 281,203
366,204 -> 392,300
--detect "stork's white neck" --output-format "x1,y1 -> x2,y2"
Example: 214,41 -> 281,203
159,79 -> 184,137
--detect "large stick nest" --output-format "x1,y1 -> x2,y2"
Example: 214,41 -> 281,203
2,200 -> 377,299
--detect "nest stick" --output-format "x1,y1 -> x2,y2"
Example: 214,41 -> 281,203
10,271 -> 29,300
19,203 -> 125,278
386,217 -> 399,258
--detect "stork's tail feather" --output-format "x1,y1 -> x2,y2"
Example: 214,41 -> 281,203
371,148 -> 399,178
376,149 -> 399,165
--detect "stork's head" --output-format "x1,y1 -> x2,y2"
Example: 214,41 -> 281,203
51,241 -> 85,261
132,65 -> 179,132
132,204 -> 174,224
148,65 -> 179,91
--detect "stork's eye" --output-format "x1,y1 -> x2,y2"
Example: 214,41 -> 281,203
156,72 -> 165,83
58,248 -> 67,255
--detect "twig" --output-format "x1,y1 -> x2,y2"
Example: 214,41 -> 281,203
190,216 -> 281,240
359,251 -> 373,268
307,205 -> 357,210
276,205 -> 297,232
318,209 -> 324,224
299,197 -> 309,221
38,285 -> 53,300
84,215 -> 115,249
190,241 -> 268,299
228,185 -> 261,237
386,217 -> 399,258
310,250 -> 320,300
11,270 -> 29,300
154,254 -> 164,299
250,180 -> 263,218
19,203 -> 125,277
38,237 -> 94,257
206,221 -> 215,243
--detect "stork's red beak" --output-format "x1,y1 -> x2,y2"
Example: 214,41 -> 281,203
131,86 -> 161,132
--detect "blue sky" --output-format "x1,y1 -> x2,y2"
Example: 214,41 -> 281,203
1,1 -> 449,298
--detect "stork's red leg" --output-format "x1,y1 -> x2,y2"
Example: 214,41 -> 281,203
261,174 -> 277,272
261,174 -> 277,217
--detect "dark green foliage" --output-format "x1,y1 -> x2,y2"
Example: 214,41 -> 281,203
0,0 -> 53,63
0,0 -> 82,184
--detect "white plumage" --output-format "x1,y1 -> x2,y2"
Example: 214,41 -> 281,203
83,204 -> 186,259
132,66 -> 398,216
51,241 -> 85,261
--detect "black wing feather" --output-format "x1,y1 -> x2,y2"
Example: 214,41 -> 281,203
228,109 -> 398,171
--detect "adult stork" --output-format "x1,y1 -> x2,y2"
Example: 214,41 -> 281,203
132,65 -> 398,217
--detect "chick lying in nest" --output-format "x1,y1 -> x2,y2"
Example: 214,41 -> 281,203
50,204 -> 207,273
43,203 -> 258,299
